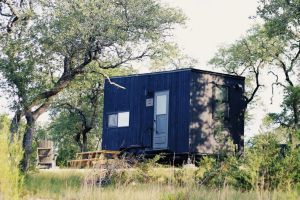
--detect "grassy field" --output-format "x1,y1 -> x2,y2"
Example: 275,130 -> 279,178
21,168 -> 300,200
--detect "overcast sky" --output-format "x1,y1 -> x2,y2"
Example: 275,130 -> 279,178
161,0 -> 259,67
0,0 -> 282,139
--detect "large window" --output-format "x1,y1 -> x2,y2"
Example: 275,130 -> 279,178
108,112 -> 130,128
213,85 -> 229,120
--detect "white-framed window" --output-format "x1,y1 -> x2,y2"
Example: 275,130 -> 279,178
108,111 -> 130,128
118,112 -> 130,127
108,114 -> 118,127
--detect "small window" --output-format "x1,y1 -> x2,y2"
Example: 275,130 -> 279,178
108,114 -> 118,127
213,85 -> 229,120
108,112 -> 130,128
215,85 -> 228,102
118,112 -> 130,127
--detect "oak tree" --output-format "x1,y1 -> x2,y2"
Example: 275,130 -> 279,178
0,0 -> 186,171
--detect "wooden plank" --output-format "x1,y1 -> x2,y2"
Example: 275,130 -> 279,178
38,162 -> 53,164
69,158 -> 101,162
69,150 -> 121,168
76,150 -> 120,155
37,147 -> 52,150
68,158 -> 112,168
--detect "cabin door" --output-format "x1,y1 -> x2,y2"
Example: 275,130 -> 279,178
153,90 -> 169,149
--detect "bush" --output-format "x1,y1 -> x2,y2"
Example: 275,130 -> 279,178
195,133 -> 300,191
0,115 -> 24,200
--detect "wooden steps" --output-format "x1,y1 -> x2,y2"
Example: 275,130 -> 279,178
37,140 -> 56,169
68,150 -> 121,168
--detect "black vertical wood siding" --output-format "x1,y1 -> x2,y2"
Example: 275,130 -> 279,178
102,69 -> 245,154
189,70 -> 245,154
102,70 -> 191,153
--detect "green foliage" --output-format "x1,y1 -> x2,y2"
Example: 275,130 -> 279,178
23,169 -> 300,199
23,171 -> 82,198
269,85 -> 300,136
47,67 -> 136,166
257,0 -> 300,39
0,0 -> 185,171
149,43 -> 198,72
255,0 -> 300,133
0,0 -> 185,110
47,113 -> 83,166
0,115 -> 23,199
161,190 -> 190,200
132,155 -> 161,183
196,133 -> 300,191
209,26 -> 283,106
210,1 -> 300,136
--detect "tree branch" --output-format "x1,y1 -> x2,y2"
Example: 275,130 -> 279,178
290,41 -> 300,68
276,57 -> 294,87
268,71 -> 286,104
59,103 -> 89,129
244,60 -> 263,104
92,70 -> 126,89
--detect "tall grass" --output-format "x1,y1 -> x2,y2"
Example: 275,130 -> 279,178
0,115 -> 23,200
23,170 -> 83,199
23,168 -> 300,200
21,137 -> 300,199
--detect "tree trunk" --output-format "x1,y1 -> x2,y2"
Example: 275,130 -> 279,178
82,129 -> 89,153
75,132 -> 83,152
20,111 -> 36,172
289,99 -> 299,144
292,100 -> 299,129
9,110 -> 22,143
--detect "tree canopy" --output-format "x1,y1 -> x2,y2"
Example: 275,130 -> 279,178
0,0 -> 186,171
210,0 -> 300,142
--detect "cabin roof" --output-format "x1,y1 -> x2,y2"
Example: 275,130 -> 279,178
108,68 -> 245,80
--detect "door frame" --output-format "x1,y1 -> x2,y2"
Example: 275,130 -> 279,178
153,90 -> 169,149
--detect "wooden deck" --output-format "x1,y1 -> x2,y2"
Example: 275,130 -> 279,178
68,150 -> 121,168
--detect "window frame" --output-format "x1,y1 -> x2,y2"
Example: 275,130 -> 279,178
108,113 -> 118,128
107,111 -> 130,128
212,84 -> 230,120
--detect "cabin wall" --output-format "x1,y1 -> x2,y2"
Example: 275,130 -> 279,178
102,71 -> 191,153
189,71 -> 245,154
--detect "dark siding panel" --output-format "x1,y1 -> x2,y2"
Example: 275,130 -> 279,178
102,70 -> 190,153
189,71 -> 245,154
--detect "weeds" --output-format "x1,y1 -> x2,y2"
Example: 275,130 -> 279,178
0,115 -> 23,200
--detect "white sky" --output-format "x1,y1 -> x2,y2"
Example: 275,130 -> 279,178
0,0 -> 282,139
161,0 -> 259,67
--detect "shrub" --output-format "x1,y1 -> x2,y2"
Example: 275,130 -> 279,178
195,133 -> 300,191
0,115 -> 24,200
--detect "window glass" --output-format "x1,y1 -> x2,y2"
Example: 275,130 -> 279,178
215,86 -> 228,102
108,114 -> 118,127
214,85 -> 229,120
215,102 -> 229,119
156,94 -> 167,115
118,112 -> 130,127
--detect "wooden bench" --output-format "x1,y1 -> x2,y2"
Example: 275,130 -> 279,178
68,150 -> 121,168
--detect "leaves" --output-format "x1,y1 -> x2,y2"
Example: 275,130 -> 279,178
0,0 -> 186,114
149,43 -> 198,72
257,0 -> 300,40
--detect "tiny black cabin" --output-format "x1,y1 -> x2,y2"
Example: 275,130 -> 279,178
102,68 -> 245,156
